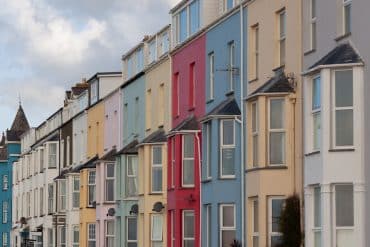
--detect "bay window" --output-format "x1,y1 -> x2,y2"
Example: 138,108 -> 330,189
151,214 -> 163,247
268,197 -> 284,247
183,211 -> 195,247
220,204 -> 236,247
88,223 -> 96,247
59,180 -> 66,211
333,70 -> 353,147
105,163 -> 115,202
313,187 -> 321,247
88,170 -> 96,207
335,184 -> 354,245
182,135 -> 194,187
220,120 -> 235,178
152,146 -> 163,193
312,76 -> 321,150
269,99 -> 285,165
126,155 -> 138,197
105,220 -> 115,247
252,102 -> 258,167
72,176 -> 80,209
127,217 -> 137,247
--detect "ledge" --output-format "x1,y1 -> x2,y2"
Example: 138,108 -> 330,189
304,150 -> 320,156
201,178 -> 212,183
206,99 -> 214,104
248,78 -> 258,84
304,49 -> 316,56
149,192 -> 163,196
328,148 -> 355,152
335,32 -> 351,42
246,165 -> 288,173
225,91 -> 235,97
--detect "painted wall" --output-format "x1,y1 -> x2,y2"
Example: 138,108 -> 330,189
73,113 -> 87,165
99,75 -> 122,101
87,101 -> 105,159
104,90 -> 120,152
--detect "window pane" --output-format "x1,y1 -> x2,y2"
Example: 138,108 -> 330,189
183,160 -> 194,185
184,212 -> 194,238
314,187 -> 321,227
184,240 -> 195,247
252,103 -> 258,132
311,0 -> 316,18
314,232 -> 321,247
253,236 -> 259,247
271,236 -> 283,247
279,12 -> 286,37
127,156 -> 137,176
280,38 -> 286,65
179,9 -> 187,42
335,70 -> 353,107
152,167 -> 162,192
270,99 -> 284,129
253,135 -> 258,167
312,77 -> 321,110
106,180 -> 114,201
222,120 -> 234,145
189,0 -> 199,35
127,178 -> 137,196
344,3 -> 351,34
183,135 -> 194,158
152,215 -> 163,241
313,112 -> 321,150
107,164 -> 114,177
127,218 -> 137,240
153,147 -> 162,165
335,109 -> 353,146
222,206 -> 235,227
271,199 -> 283,232
269,132 -> 285,165
253,200 -> 259,232
222,230 -> 236,247
336,184 -> 354,227
222,148 -> 235,176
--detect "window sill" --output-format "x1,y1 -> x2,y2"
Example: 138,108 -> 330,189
304,49 -> 316,56
102,201 -> 115,205
149,192 -> 163,195
201,178 -> 212,183
248,78 -> 258,84
206,99 -> 214,104
219,176 -> 236,180
335,32 -> 351,42
188,107 -> 195,112
328,148 -> 355,152
225,91 -> 235,97
245,165 -> 288,173
179,186 -> 195,190
273,64 -> 285,72
304,150 -> 320,156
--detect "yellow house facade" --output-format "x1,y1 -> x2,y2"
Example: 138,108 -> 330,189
80,100 -> 105,247
245,0 -> 302,247
137,28 -> 171,247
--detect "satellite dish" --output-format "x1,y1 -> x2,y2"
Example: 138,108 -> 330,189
107,208 -> 116,216
152,202 -> 165,212
130,204 -> 139,215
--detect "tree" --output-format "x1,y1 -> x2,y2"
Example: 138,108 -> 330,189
279,194 -> 302,247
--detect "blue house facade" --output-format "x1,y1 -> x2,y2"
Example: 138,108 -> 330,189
201,9 -> 246,247
115,73 -> 146,247
0,106 -> 29,247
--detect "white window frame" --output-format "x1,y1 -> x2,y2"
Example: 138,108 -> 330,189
47,228 -> 53,247
161,31 -> 169,55
252,198 -> 259,247
223,0 -> 237,12
205,204 -> 211,247
252,101 -> 259,168
66,136 -> 71,167
253,25 -> 259,78
72,225 -> 79,247
228,41 -> 235,92
61,139 -> 65,168
171,139 -> 175,188
268,196 -> 285,247
2,201 -> 7,224
105,163 -> 115,202
208,52 -> 215,100
310,0 -> 317,50
126,155 -> 138,197
182,210 -> 195,247
205,123 -> 212,179
148,39 -> 157,64
40,187 -> 44,215
2,175 -> 8,191
2,232 -> 7,247
182,134 -> 195,188
58,226 -> 66,247
220,119 -> 236,178
151,146 -> 163,193
87,223 -> 96,246
219,204 -> 236,247
278,9 -> 286,66
88,170 -> 96,207
312,75 -> 321,151
105,220 -> 115,247
72,176 -> 80,209
40,148 -> 45,172
59,180 -> 66,212
343,0 -> 352,34
126,216 -> 138,246
151,214 -> 163,245
34,188 -> 38,217
312,186 -> 322,247
48,142 -> 57,168
268,98 -> 286,166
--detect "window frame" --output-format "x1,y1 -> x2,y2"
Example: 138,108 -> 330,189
126,155 -> 138,197
268,98 -> 286,166
228,41 -> 236,92
312,186 -> 322,246
343,0 -> 352,35
47,183 -> 54,214
171,138 -> 175,188
219,204 -> 236,247
182,134 -> 195,188
208,52 -> 215,100
278,9 -> 286,66
2,233 -> 7,247
182,210 -> 195,247
2,201 -> 7,224
151,146 -> 163,193
2,175 -> 8,191
205,204 -> 211,247
126,216 -> 138,246
105,162 -> 115,202
58,225 -> 66,247
151,214 -> 164,245
48,142 -> 57,168
205,122 -> 212,180
105,220 -> 115,247
58,179 -> 67,212
252,101 -> 259,168
72,176 -> 80,209
220,119 -> 236,178
312,75 -> 321,151
87,223 -> 96,247
268,196 -> 285,247
310,0 -> 317,50
88,170 -> 96,207
251,198 -> 259,247
72,225 -> 79,247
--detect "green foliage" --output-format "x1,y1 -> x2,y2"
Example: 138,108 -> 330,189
279,194 -> 302,247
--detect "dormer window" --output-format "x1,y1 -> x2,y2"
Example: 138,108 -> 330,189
173,0 -> 200,46
90,80 -> 98,105
148,40 -> 157,64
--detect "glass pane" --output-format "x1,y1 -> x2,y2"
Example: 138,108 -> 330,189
335,184 -> 354,227
312,22 -> 317,49
311,0 -> 316,18
253,200 -> 259,232
253,236 -> 259,247
312,76 -> 321,110
314,187 -> 321,227
152,215 -> 163,241
107,221 -> 114,234
127,156 -> 137,176
269,132 -> 285,165
189,0 -> 199,35
337,229 -> 354,247
222,230 -> 236,247
222,205 -> 234,227
271,199 -> 284,232
344,4 -> 351,34
153,147 -> 162,165
280,38 -> 286,65
279,12 -> 286,37
314,231 -> 321,247
271,236 -> 283,247
253,135 -> 258,167
180,9 -> 187,42
227,0 -> 234,10
107,238 -> 115,247
184,212 -> 195,238
183,160 -> 194,185
222,120 -> 234,145
107,164 -> 114,178
222,148 -> 235,176
127,178 -> 137,196
184,240 -> 195,247
128,243 -> 137,247
127,218 -> 137,240
313,112 -> 321,150
270,99 -> 284,129
152,167 -> 163,192
335,109 -> 353,146
335,70 -> 353,107
252,103 -> 257,132
106,180 -> 114,201
183,135 -> 194,158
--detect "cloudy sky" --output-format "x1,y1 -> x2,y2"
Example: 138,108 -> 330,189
0,0 -> 179,132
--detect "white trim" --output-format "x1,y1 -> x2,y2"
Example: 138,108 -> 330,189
105,220 -> 115,247
252,198 -> 259,246
268,196 -> 285,247
105,162 -> 115,202
182,135 -> 195,188
311,75 -> 321,151
87,223 -> 96,246
219,204 -> 236,247
126,155 -> 138,197
268,98 -> 286,166
251,101 -> 259,168
220,119 -> 236,178
208,52 -> 215,100
126,216 -> 138,245
205,123 -> 212,180
88,170 -> 96,207
182,210 -> 195,247
151,146 -> 163,193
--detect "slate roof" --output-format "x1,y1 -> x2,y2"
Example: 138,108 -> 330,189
203,98 -> 241,119
99,148 -> 117,161
0,133 -> 5,147
116,140 -> 139,155
170,115 -> 199,132
309,43 -> 363,69
249,68 -> 294,97
71,155 -> 98,172
53,169 -> 70,180
6,105 -> 30,141
139,129 -> 167,145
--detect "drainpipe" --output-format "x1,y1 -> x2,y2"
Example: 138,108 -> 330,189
239,3 -> 246,247
195,132 -> 202,247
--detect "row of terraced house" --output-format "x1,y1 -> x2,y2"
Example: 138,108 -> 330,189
0,0 -> 369,246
